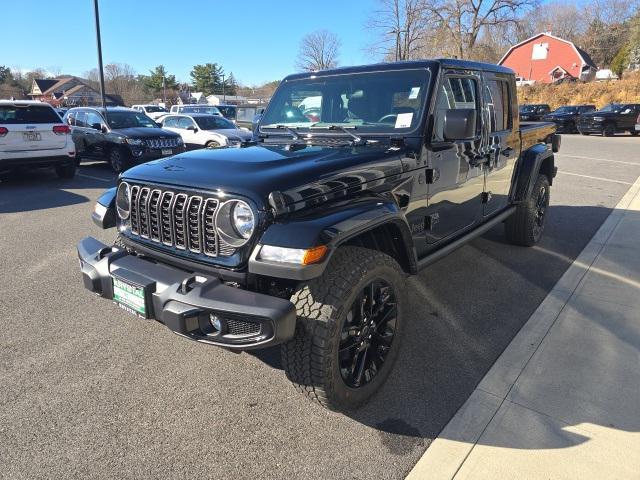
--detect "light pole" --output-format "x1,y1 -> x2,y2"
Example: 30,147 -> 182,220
93,0 -> 107,111
221,73 -> 226,103
162,75 -> 166,105
388,28 -> 408,61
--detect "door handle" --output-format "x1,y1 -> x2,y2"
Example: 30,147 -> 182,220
470,153 -> 490,167
502,147 -> 514,158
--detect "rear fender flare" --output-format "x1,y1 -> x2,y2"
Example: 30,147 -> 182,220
510,144 -> 555,203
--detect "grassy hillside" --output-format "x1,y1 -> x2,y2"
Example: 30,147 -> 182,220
517,72 -> 640,109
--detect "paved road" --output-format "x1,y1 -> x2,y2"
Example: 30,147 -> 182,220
1,134 -> 639,479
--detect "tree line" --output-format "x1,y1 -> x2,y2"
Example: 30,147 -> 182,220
297,0 -> 640,76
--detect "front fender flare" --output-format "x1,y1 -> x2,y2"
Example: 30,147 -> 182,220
249,198 -> 416,280
91,187 -> 116,229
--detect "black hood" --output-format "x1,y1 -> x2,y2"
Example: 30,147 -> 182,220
113,127 -> 180,138
122,143 -> 405,208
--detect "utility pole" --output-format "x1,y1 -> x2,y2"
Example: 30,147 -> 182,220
162,75 -> 166,105
93,0 -> 107,111
221,73 -> 226,103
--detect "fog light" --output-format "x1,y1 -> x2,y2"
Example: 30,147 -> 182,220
209,314 -> 222,332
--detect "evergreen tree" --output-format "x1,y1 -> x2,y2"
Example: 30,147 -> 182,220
190,63 -> 224,96
140,65 -> 177,94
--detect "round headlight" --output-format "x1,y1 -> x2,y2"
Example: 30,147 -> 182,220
116,181 -> 130,220
215,200 -> 255,247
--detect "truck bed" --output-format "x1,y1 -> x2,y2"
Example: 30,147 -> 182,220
520,121 -> 557,151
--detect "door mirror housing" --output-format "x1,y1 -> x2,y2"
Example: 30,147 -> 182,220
186,125 -> 197,132
443,109 -> 476,141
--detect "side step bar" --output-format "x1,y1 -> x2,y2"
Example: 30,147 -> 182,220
417,206 -> 516,271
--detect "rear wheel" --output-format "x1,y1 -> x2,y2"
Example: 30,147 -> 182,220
579,130 -> 589,135
109,147 -> 130,173
630,130 -> 639,136
281,246 -> 406,411
55,162 -> 76,179
505,174 -> 550,247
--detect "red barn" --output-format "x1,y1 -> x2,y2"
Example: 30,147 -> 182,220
499,32 -> 597,84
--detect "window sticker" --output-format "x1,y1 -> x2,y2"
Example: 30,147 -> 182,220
409,87 -> 420,99
395,112 -> 413,128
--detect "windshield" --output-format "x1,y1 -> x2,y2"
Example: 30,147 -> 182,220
106,111 -> 158,129
260,68 -> 430,134
182,106 -> 221,115
553,106 -> 577,114
194,115 -> 236,130
217,106 -> 237,119
520,105 -> 541,113
145,105 -> 166,113
598,104 -> 621,113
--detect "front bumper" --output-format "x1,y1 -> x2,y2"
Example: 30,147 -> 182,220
129,145 -> 187,162
578,122 -> 605,133
77,236 -> 296,350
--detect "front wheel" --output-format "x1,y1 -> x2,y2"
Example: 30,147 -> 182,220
205,140 -> 221,149
109,148 -> 130,173
281,246 -> 407,411
505,174 -> 550,247
602,123 -> 615,137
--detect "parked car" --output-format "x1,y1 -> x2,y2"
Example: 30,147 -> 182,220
578,103 -> 640,136
159,114 -> 253,149
542,105 -> 596,133
216,104 -> 237,123
0,100 -> 76,179
78,59 -> 559,411
64,107 -> 185,172
169,105 -> 221,116
131,104 -> 168,121
519,104 -> 551,121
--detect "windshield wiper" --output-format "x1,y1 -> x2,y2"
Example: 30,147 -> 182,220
274,124 -> 301,140
309,124 -> 370,145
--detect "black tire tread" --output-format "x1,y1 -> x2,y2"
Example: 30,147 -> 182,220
505,174 -> 549,246
281,246 -> 404,410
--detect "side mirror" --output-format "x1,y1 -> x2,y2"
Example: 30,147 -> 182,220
186,125 -> 197,132
443,109 -> 476,141
91,122 -> 102,131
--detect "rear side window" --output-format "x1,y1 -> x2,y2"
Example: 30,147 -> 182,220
484,79 -> 510,132
0,104 -> 61,124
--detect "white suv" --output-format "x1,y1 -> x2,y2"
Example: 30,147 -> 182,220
131,104 -> 168,120
0,100 -> 77,178
159,113 -> 253,149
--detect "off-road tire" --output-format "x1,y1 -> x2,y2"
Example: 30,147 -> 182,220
55,162 -> 77,179
281,246 -> 407,411
505,174 -> 550,247
109,147 -> 130,173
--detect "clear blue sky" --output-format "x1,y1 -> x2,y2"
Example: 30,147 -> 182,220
2,0 -> 378,86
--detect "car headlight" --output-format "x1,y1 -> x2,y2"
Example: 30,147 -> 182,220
215,199 -> 255,246
125,138 -> 145,146
116,181 -> 131,220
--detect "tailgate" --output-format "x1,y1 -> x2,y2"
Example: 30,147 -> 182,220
0,104 -> 67,152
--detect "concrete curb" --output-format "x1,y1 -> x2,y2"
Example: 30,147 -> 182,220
406,174 -> 640,480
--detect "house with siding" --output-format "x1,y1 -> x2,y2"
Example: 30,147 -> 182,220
499,33 -> 597,84
29,76 -> 122,106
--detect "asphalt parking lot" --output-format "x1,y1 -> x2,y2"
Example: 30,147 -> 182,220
1,134 -> 639,479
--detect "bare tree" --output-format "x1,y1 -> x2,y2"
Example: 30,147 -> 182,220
295,30 -> 341,71
367,0 -> 431,60
424,0 -> 539,59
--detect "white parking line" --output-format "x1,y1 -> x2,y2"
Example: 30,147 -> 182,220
78,173 -> 112,182
556,170 -> 633,185
556,153 -> 640,167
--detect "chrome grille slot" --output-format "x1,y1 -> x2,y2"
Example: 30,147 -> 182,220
138,187 -> 151,238
159,191 -> 174,245
202,199 -> 219,256
173,194 -> 188,249
130,185 -> 140,234
148,189 -> 162,241
186,196 -> 203,253
125,184 -> 238,259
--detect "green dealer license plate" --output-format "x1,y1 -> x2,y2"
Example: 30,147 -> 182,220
112,277 -> 147,317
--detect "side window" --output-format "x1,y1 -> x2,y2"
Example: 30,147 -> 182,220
433,76 -> 478,141
163,116 -> 179,128
75,111 -> 88,128
484,79 -> 510,132
177,117 -> 194,129
85,111 -> 103,128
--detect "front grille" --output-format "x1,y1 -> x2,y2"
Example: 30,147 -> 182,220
145,137 -> 181,149
226,318 -> 261,336
128,184 -> 234,258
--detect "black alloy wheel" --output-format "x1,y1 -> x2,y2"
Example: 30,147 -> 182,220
338,279 -> 397,388
532,182 -> 548,240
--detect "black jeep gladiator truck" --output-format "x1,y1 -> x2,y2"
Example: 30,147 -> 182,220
77,59 -> 559,410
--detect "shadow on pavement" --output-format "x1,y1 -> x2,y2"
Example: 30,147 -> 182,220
249,204 -> 631,452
